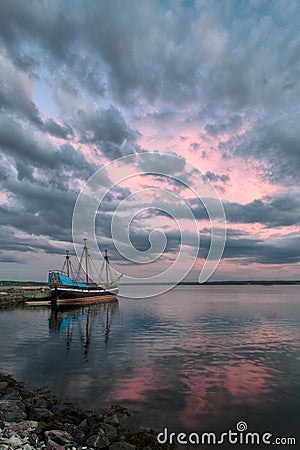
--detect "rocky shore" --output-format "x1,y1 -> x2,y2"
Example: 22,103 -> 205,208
0,373 -> 174,450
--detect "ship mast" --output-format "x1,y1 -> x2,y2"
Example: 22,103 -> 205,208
104,249 -> 109,287
66,250 -> 70,277
84,239 -> 89,284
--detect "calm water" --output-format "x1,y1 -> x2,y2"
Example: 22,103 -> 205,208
1,285 -> 300,443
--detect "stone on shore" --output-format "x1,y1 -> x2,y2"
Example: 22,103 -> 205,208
109,442 -> 136,450
29,407 -> 54,421
45,429 -> 77,446
0,383 -> 8,393
0,371 -> 178,450
7,420 -> 39,432
0,399 -> 26,421
102,423 -> 118,439
86,430 -> 110,448
0,434 -> 23,447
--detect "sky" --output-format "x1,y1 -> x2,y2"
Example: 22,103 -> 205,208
0,0 -> 300,282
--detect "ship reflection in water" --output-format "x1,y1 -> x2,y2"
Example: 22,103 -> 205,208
49,301 -> 119,360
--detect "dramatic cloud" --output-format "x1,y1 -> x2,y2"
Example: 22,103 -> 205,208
0,53 -> 41,124
43,119 -> 73,139
77,106 -> 136,159
0,0 -> 299,280
223,235 -> 300,266
233,115 -> 300,184
225,194 -> 300,227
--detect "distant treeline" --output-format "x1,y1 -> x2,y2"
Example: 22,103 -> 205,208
122,280 -> 300,285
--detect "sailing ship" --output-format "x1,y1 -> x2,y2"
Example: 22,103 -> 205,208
48,239 -> 121,301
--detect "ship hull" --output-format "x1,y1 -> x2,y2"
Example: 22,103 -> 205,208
51,286 -> 118,301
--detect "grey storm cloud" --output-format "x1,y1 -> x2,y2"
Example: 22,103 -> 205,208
232,115 -> 300,183
0,113 -> 99,181
0,182 -> 77,241
0,0 -> 299,272
0,182 -> 131,250
0,53 -> 42,124
43,119 -> 74,139
99,227 -> 183,264
0,0 -> 77,61
150,193 -> 300,228
77,106 -> 136,159
78,107 -> 129,145
0,0 -> 296,109
138,152 -> 186,175
0,252 -> 24,263
0,0 -> 297,111
106,223 -> 300,267
190,143 -> 200,151
0,114 -> 58,169
223,235 -> 300,265
0,226 -> 62,256
224,195 -> 300,228
205,171 -> 230,183
195,230 -> 300,265
205,115 -> 243,137
1,0 -> 299,135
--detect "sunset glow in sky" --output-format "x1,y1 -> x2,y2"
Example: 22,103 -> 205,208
0,0 -> 300,281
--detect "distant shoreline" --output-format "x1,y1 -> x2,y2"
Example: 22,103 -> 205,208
1,279 -> 299,287
122,280 -> 300,285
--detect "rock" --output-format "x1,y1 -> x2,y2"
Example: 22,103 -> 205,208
0,400 -> 26,422
26,394 -> 50,409
45,429 -> 76,446
34,421 -> 46,435
86,433 -> 98,445
0,390 -> 21,401
109,443 -> 136,450
62,423 -> 75,434
0,435 -> 24,447
28,407 -> 54,421
23,444 -> 34,450
0,382 -> 8,393
0,374 -> 162,450
42,444 -> 60,450
44,437 -> 59,447
7,420 -> 39,432
78,418 -> 88,429
106,413 -> 119,426
62,422 -> 85,443
29,433 -> 40,445
86,432 -> 110,448
116,413 -> 131,426
101,423 -> 117,439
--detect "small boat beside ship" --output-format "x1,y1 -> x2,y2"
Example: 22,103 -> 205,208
48,239 -> 121,303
